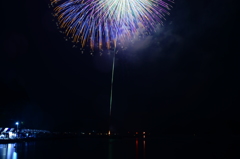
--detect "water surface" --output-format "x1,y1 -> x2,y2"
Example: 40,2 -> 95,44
1,136 -> 239,159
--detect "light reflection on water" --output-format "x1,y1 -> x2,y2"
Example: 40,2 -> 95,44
0,138 -> 147,159
136,138 -> 146,159
143,140 -> 146,159
0,143 -> 18,159
136,138 -> 138,159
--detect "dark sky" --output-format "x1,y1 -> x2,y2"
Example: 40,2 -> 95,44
0,0 -> 239,133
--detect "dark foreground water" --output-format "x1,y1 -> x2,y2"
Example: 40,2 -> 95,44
1,136 -> 240,159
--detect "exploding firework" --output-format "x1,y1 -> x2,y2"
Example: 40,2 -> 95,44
50,0 -> 173,51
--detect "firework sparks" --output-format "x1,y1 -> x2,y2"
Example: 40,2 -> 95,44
50,0 -> 173,50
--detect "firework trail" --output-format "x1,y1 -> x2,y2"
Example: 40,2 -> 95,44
50,0 -> 173,50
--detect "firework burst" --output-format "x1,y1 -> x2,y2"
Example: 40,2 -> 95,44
50,0 -> 173,51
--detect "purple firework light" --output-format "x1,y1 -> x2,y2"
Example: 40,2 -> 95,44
50,0 -> 174,51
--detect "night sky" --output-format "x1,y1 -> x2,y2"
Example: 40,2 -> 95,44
0,0 -> 239,133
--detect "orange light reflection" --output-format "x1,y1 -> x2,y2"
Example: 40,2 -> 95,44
135,138 -> 138,159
